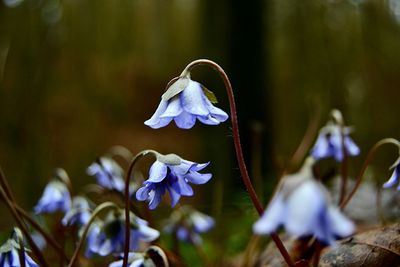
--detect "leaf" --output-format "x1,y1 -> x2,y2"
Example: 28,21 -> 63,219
161,77 -> 190,101
202,85 -> 218,104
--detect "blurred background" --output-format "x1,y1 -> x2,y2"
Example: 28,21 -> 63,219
1,0 -> 400,265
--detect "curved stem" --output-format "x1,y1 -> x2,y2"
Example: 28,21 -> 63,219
123,149 -> 158,267
14,227 -> 26,267
13,204 -> 70,262
182,59 -> 294,267
340,138 -> 400,209
67,202 -> 119,267
0,170 -> 49,267
183,59 -> 263,215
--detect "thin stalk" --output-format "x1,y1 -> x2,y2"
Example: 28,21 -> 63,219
67,202 -> 119,267
122,149 -> 158,267
340,138 -> 400,209
182,59 -> 294,267
14,227 -> 26,267
338,128 -> 348,205
183,59 -> 263,214
14,204 -> 70,263
0,186 -> 49,267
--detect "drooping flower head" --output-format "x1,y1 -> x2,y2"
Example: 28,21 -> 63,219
34,169 -> 71,214
253,157 -> 355,245
62,196 -> 92,227
85,210 -> 159,257
164,206 -> 215,244
145,75 -> 228,129
0,229 -> 39,267
87,157 -> 126,192
311,110 -> 360,162
383,157 -> 400,190
136,153 -> 212,209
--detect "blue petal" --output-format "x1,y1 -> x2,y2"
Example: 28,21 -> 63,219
285,181 -> 326,237
310,133 -> 330,160
180,81 -> 209,116
198,115 -> 220,125
192,213 -> 215,233
174,110 -> 196,129
159,97 -> 183,118
144,100 -> 171,128
327,207 -> 354,238
383,167 -> 399,188
176,177 -> 193,196
184,172 -> 212,184
136,186 -> 150,201
201,93 -> 229,122
344,136 -> 360,156
148,161 -> 168,183
253,193 -> 285,234
149,187 -> 164,209
167,186 -> 181,207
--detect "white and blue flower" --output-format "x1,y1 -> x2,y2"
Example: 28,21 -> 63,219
33,180 -> 71,214
253,158 -> 355,245
136,156 -> 212,209
145,77 -> 228,129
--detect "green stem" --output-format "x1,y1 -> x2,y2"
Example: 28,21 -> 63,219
340,138 -> 400,209
122,149 -> 158,267
67,202 -> 119,267
182,59 -> 294,267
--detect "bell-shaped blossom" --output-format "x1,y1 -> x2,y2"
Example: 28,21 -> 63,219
145,77 -> 228,129
253,158 -> 355,245
383,159 -> 400,190
0,234 -> 39,267
62,196 -> 92,226
87,157 -> 125,192
34,180 -> 71,214
164,206 -> 215,244
136,156 -> 212,209
311,123 -> 360,162
85,211 -> 159,257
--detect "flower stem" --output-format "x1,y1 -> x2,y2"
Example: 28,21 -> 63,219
340,138 -> 400,209
13,204 -> 70,263
0,169 -> 49,267
122,149 -> 158,267
14,227 -> 26,267
183,59 -> 264,215
67,202 -> 119,267
182,59 -> 294,267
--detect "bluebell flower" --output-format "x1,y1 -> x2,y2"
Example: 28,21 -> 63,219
62,196 -> 92,226
87,157 -> 125,192
136,155 -> 212,209
85,211 -> 159,257
164,206 -> 215,244
253,158 -> 355,245
383,158 -> 400,190
34,180 -> 71,214
0,235 -> 39,267
145,77 -> 228,129
311,123 -> 360,162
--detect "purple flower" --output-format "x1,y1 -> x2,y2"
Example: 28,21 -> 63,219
145,77 -> 228,129
383,159 -> 400,190
164,206 -> 215,244
62,196 -> 91,226
136,156 -> 212,209
253,158 -> 354,245
0,236 -> 39,267
85,211 -> 159,257
34,180 -> 71,214
311,123 -> 360,161
87,157 -> 125,192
